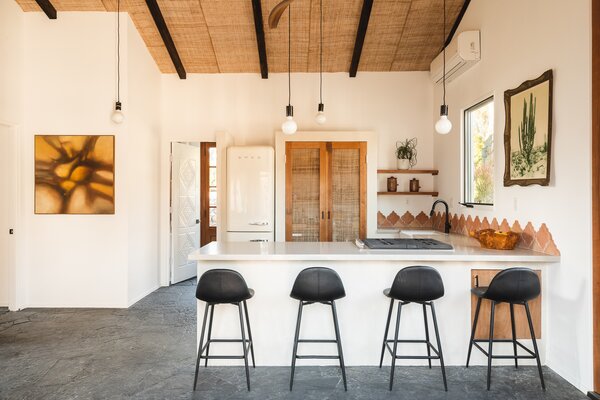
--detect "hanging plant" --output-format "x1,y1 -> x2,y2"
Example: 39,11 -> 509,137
396,138 -> 418,169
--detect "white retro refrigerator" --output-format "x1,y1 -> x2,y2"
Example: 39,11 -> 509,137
226,146 -> 274,241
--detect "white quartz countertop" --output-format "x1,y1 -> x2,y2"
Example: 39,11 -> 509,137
189,234 -> 560,263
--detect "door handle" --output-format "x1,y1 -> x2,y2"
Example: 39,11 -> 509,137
328,211 -> 331,220
321,211 -> 325,220
196,219 -> 200,224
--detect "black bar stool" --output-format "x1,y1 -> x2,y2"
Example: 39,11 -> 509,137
466,267 -> 545,390
379,266 -> 447,391
193,269 -> 255,391
289,267 -> 347,391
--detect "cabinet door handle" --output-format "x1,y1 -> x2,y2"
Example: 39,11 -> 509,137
327,211 -> 331,220
322,211 -> 325,219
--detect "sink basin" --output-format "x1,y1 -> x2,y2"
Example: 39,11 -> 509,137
400,229 -> 441,237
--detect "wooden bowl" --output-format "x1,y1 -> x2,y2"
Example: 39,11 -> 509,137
470,229 -> 520,250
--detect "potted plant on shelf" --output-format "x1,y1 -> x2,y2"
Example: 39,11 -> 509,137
396,138 -> 417,169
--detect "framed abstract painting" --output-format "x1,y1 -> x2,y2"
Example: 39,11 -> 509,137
35,135 -> 115,214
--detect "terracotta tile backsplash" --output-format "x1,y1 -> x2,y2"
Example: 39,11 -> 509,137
377,210 -> 560,256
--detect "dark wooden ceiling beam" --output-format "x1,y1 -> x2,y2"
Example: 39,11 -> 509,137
251,0 -> 269,79
349,0 -> 374,77
444,0 -> 471,47
35,0 -> 57,19
145,0 -> 186,79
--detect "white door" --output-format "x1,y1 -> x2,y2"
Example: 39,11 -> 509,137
0,124 -> 16,307
171,143 -> 200,284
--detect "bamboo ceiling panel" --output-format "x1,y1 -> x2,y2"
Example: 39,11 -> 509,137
306,0 -> 362,72
200,0 -> 260,73
359,0 -> 412,71
391,0 -> 464,71
15,0 -> 467,74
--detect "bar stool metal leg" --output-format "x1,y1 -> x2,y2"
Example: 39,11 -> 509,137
289,301 -> 303,391
422,303 -> 432,369
331,301 -> 347,391
487,301 -> 496,390
524,301 -> 546,390
379,298 -> 394,368
466,297 -> 482,368
204,304 -> 215,367
389,302 -> 403,391
237,302 -> 251,391
509,303 -> 518,369
243,300 -> 256,368
430,302 -> 448,391
193,302 -> 210,390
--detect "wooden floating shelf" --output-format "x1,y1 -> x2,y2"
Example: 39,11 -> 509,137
377,169 -> 439,175
378,191 -> 439,197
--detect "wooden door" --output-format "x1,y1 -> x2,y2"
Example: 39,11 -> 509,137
285,141 -> 366,242
200,142 -> 217,246
470,269 -> 541,339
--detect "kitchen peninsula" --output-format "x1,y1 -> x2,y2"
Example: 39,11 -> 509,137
189,234 -> 559,367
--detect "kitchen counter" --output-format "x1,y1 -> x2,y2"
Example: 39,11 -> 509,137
189,234 -> 559,263
190,235 -> 558,368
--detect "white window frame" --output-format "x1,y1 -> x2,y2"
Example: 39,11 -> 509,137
461,95 -> 495,208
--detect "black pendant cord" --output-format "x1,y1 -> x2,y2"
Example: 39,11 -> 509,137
117,0 -> 121,104
442,0 -> 446,107
288,6 -> 291,108
319,0 -> 323,105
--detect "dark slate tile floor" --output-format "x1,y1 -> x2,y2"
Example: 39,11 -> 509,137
0,279 -> 587,400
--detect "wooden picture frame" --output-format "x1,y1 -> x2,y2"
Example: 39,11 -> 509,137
503,69 -> 553,186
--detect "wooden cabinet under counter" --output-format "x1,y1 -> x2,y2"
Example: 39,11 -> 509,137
471,269 -> 541,339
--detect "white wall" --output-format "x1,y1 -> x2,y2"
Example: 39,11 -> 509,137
12,12 -> 161,308
161,72 -> 436,220
433,0 -> 592,391
125,17 -> 161,305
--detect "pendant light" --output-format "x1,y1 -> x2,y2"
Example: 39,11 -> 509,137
111,0 -> 124,124
314,0 -> 326,125
435,0 -> 452,135
281,6 -> 298,135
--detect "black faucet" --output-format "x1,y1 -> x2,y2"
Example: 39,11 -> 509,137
430,199 -> 451,234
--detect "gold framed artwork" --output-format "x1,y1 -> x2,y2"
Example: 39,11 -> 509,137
35,135 -> 115,214
503,69 -> 553,186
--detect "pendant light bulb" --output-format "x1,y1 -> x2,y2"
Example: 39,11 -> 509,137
111,101 -> 124,124
315,103 -> 326,125
282,105 -> 297,135
435,104 -> 451,134
435,0 -> 452,135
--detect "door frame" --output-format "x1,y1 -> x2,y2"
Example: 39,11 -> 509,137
200,142 -> 217,246
0,121 -> 22,311
275,131 -> 378,242
592,0 -> 600,392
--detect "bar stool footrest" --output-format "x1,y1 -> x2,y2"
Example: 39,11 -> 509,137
385,339 -> 441,359
472,339 -> 537,358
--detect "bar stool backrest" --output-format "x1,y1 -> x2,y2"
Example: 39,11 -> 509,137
485,267 -> 540,303
290,267 -> 346,302
196,269 -> 252,303
390,266 -> 445,302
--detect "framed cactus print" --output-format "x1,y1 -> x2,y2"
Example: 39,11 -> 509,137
35,135 -> 115,214
503,70 -> 553,186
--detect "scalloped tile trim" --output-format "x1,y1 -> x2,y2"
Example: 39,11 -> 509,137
377,211 -> 560,256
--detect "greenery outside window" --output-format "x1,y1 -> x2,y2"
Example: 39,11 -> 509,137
464,96 -> 494,205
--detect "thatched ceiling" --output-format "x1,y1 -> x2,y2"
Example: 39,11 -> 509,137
15,0 -> 465,74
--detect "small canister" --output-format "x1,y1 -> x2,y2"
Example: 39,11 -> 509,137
409,178 -> 421,192
387,176 -> 398,192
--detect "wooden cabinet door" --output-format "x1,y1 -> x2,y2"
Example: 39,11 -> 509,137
328,142 -> 367,241
471,269 -> 541,339
285,141 -> 366,242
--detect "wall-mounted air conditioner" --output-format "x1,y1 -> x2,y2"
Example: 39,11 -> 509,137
430,30 -> 480,84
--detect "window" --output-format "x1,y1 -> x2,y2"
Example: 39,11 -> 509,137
464,97 -> 494,205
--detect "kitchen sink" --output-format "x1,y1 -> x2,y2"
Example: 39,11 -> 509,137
362,238 -> 453,250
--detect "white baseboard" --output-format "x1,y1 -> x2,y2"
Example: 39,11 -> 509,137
127,285 -> 160,307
